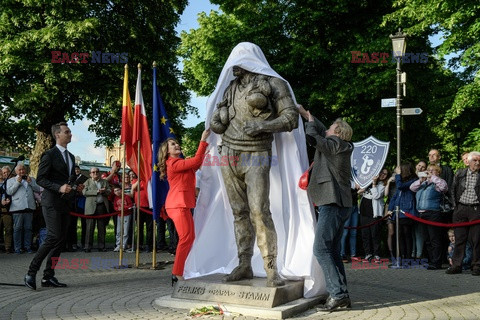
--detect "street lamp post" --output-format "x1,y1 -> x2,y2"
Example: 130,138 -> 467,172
390,28 -> 406,268
390,28 -> 407,168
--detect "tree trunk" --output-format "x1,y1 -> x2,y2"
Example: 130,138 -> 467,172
30,130 -> 53,177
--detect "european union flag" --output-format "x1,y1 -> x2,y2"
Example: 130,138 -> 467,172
152,64 -> 176,221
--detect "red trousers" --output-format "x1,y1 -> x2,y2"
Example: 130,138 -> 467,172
167,207 -> 195,276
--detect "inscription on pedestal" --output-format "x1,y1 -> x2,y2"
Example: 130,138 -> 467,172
171,274 -> 304,308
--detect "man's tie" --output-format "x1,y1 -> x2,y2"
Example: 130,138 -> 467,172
64,149 -> 71,174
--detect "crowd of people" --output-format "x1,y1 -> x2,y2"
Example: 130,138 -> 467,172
0,160 -> 179,256
340,149 -> 479,277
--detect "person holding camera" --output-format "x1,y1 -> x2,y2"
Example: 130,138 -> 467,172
410,164 -> 448,269
6,163 -> 41,254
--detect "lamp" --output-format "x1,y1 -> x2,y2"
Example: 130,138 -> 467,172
390,28 -> 407,60
389,28 -> 407,269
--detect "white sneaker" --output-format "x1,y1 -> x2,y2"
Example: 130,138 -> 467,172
365,254 -> 373,261
113,246 -> 120,252
374,255 -> 381,261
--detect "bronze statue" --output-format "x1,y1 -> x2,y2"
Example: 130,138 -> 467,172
210,65 -> 298,287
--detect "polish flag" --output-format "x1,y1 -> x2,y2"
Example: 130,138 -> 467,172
132,65 -> 153,186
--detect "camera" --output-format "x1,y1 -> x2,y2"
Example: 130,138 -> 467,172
22,175 -> 28,180
417,171 -> 427,178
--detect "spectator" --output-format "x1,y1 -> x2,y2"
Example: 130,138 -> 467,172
112,186 -> 133,251
83,167 -> 111,252
102,161 -> 121,240
131,177 -> 152,252
412,160 -> 428,259
358,168 -> 389,261
461,151 -> 470,167
1,166 -> 13,253
447,229 -> 472,270
7,163 -> 41,254
387,163 -> 418,262
410,164 -> 448,269
446,151 -> 480,275
384,170 -> 397,260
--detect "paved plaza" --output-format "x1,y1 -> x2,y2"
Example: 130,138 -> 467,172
1,250 -> 479,319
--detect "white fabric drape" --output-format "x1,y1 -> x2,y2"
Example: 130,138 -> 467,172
183,42 -> 325,298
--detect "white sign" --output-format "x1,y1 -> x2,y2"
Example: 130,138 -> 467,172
381,98 -> 396,108
402,108 -> 423,115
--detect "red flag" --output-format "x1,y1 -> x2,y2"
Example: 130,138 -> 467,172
121,65 -> 136,171
132,66 -> 153,183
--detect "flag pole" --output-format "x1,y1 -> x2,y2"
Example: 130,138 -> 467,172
151,61 -> 158,269
135,139 -> 141,267
119,141 -> 126,267
118,64 -> 128,268
134,63 -> 142,268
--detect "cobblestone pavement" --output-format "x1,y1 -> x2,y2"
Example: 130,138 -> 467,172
1,250 -> 479,320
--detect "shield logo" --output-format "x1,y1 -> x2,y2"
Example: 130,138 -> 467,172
351,136 -> 390,189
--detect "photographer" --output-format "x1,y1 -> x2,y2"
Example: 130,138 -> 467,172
6,163 -> 41,254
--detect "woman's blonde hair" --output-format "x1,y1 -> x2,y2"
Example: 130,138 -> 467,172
427,164 -> 442,175
157,138 -> 178,180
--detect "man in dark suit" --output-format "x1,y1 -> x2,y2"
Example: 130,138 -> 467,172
25,122 -> 82,290
303,107 -> 354,311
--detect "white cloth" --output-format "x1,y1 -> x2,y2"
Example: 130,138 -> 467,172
183,42 -> 325,298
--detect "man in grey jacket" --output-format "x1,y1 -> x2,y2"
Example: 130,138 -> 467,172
302,107 -> 353,311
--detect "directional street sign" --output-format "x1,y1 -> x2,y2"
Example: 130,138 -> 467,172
381,98 -> 396,108
402,108 -> 423,115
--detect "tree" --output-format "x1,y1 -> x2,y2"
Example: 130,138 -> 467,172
383,0 -> 480,159
0,0 -> 192,175
179,0 -> 460,167
181,122 -> 205,158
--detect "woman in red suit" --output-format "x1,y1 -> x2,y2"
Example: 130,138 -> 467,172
158,129 -> 210,285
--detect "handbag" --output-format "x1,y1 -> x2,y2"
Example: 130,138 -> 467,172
298,162 -> 314,190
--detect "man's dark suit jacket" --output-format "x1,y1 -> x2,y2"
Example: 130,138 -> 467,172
36,146 -> 76,212
305,117 -> 354,208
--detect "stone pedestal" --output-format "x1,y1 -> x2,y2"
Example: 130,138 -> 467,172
172,273 -> 304,308
156,274 -> 326,319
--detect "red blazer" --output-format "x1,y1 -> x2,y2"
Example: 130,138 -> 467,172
165,141 -> 208,209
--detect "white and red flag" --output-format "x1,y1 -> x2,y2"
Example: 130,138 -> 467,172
133,66 -> 153,187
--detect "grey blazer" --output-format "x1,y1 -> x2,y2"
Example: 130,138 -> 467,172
305,117 -> 353,207
6,177 -> 41,212
82,178 -> 111,215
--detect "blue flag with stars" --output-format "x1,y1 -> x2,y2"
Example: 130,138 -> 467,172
152,65 -> 175,221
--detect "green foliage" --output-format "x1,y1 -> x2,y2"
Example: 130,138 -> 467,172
180,0 -> 461,167
181,122 -> 205,158
383,0 -> 480,164
0,0 -> 191,153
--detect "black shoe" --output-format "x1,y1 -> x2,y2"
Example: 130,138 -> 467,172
427,265 -> 441,270
171,275 -> 178,287
99,248 -> 107,252
84,248 -> 91,253
472,269 -> 480,276
24,274 -> 36,290
319,296 -> 352,311
445,267 -> 462,274
41,276 -> 67,287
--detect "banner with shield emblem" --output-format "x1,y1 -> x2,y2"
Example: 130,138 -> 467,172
351,136 -> 390,189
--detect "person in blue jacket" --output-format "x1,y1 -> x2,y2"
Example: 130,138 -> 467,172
387,163 -> 418,262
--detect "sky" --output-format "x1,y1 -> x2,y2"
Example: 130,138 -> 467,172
68,0 -> 218,164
